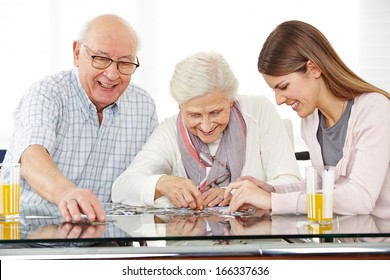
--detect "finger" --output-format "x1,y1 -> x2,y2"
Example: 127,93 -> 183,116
188,188 -> 204,210
170,190 -> 191,208
177,193 -> 191,208
183,191 -> 200,209
227,189 -> 245,213
201,190 -> 215,206
66,199 -> 83,222
168,196 -> 185,208
82,191 -> 106,221
228,191 -> 256,213
77,198 -> 98,222
207,194 -> 224,207
66,224 -> 83,239
79,225 -> 97,239
218,195 -> 231,207
58,200 -> 72,223
92,205 -> 106,223
237,176 -> 254,182
58,223 -> 74,238
201,189 -> 221,206
224,181 -> 244,198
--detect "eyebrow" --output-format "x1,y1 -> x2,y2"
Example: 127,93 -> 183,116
184,106 -> 225,115
274,80 -> 287,90
184,110 -> 201,115
91,48 -> 134,61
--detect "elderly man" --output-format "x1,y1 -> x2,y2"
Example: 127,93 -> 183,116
4,14 -> 158,222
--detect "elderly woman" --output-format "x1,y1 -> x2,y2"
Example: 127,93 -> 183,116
112,51 -> 301,209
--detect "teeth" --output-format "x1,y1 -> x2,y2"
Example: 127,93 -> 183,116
291,101 -> 299,110
99,81 -> 115,89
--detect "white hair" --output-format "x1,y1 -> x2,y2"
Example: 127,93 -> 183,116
170,51 -> 238,105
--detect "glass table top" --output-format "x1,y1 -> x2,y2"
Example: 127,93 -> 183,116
1,203 -> 390,246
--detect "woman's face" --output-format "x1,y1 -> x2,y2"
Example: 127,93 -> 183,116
262,67 -> 321,118
180,90 -> 234,144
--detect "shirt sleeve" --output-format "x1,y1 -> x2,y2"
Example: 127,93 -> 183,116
6,81 -> 61,162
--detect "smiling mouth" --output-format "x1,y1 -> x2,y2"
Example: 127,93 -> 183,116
290,101 -> 300,110
98,81 -> 116,89
198,126 -> 218,136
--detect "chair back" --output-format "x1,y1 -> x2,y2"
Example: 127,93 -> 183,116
0,149 -> 6,163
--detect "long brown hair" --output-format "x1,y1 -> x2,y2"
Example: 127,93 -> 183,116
258,20 -> 390,99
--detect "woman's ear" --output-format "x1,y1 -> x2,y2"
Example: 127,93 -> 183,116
306,60 -> 322,78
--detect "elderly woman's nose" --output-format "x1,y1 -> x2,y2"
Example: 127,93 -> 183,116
200,118 -> 213,131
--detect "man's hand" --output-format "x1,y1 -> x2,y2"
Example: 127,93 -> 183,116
20,144 -> 106,222
58,188 -> 106,222
27,221 -> 106,239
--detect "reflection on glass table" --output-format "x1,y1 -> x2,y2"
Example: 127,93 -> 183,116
1,203 -> 390,247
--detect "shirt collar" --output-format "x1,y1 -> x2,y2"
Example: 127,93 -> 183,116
71,69 -> 119,117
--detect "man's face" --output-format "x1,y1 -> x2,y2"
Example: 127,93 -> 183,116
73,24 -> 137,110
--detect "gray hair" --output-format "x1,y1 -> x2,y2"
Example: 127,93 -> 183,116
170,51 -> 238,105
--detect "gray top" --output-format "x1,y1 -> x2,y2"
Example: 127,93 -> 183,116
317,99 -> 354,166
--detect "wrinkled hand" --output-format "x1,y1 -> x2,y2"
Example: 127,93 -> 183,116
224,179 -> 272,213
202,188 -> 231,207
58,188 -> 106,223
166,216 -> 206,236
156,175 -> 204,209
27,222 -> 106,240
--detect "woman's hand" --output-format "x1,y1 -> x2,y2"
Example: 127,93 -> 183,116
156,175 -> 204,209
202,188 -> 231,207
237,176 -> 275,193
224,179 -> 272,212
230,210 -> 272,235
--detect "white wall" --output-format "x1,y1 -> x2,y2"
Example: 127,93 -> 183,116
1,0 -> 389,152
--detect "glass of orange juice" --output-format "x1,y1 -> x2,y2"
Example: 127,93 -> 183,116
0,220 -> 20,240
306,166 -> 334,225
0,163 -> 21,220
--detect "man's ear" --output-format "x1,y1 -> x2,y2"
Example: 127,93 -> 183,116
306,60 -> 322,78
73,41 -> 81,67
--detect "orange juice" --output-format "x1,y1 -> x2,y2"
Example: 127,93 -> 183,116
0,220 -> 20,240
308,222 -> 333,234
307,191 -> 333,225
0,183 -> 20,219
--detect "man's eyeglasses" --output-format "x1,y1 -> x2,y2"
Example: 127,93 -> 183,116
81,42 -> 139,75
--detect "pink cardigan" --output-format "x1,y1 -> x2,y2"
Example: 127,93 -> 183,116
272,93 -> 390,219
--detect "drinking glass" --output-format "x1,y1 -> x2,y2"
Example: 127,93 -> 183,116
0,163 -> 21,220
306,165 -> 334,225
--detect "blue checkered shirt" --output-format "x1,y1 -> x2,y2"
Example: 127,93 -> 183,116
5,69 -> 158,204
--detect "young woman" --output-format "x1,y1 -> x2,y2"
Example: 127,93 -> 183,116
226,20 -> 390,219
